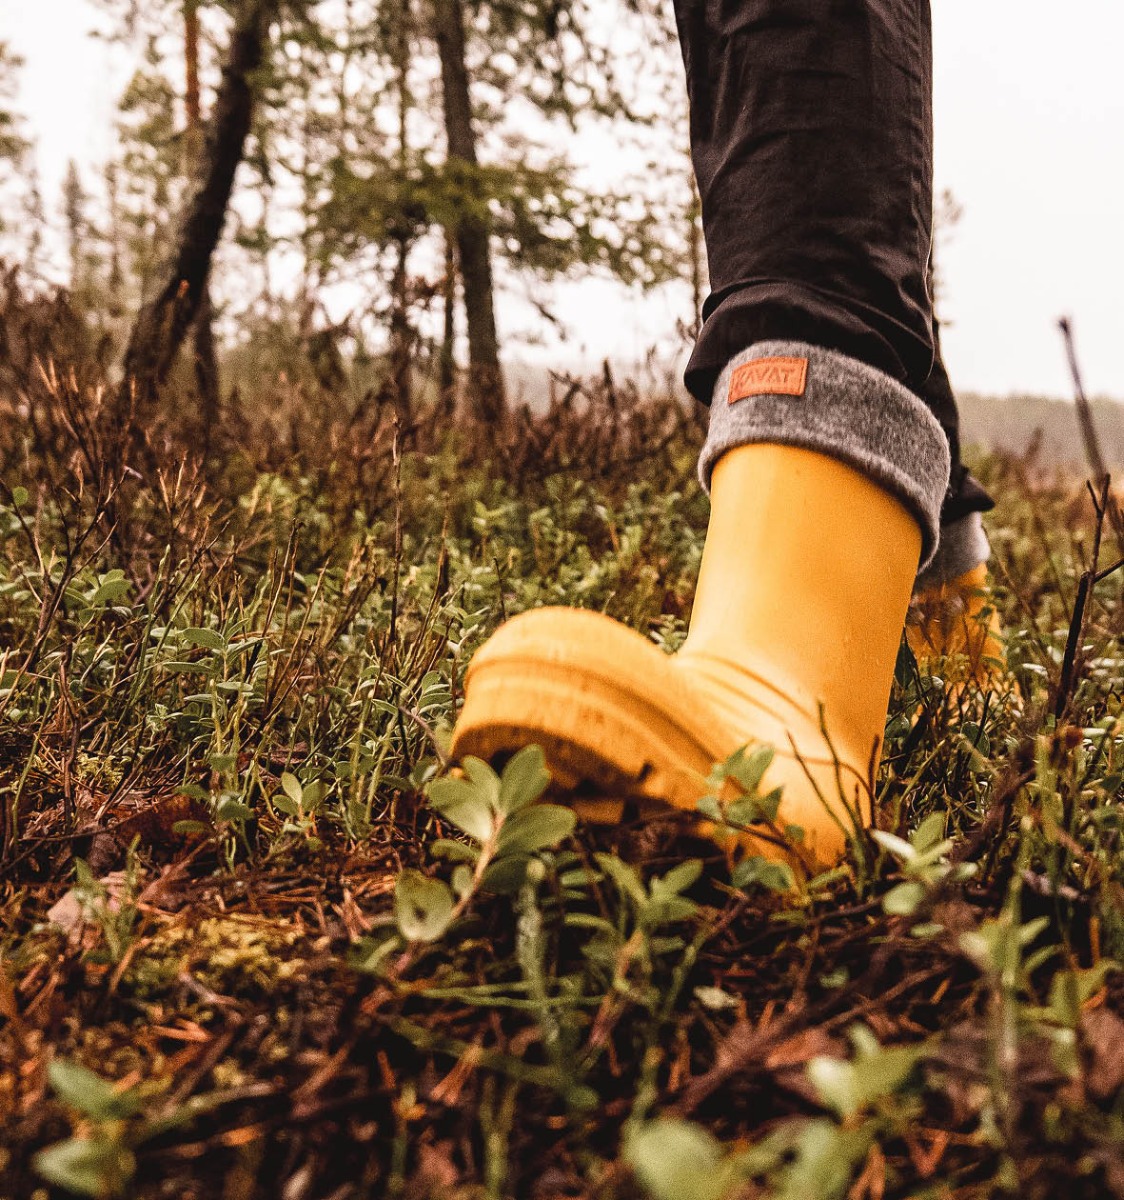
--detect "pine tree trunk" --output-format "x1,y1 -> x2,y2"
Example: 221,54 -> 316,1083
438,228 -> 457,419
193,288 -> 220,447
687,176 -> 704,340
121,0 -> 272,407
389,232 -> 413,425
389,0 -> 414,426
432,0 -> 505,425
184,0 -> 221,432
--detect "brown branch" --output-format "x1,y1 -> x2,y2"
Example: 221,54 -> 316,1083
1058,315 -> 1124,551
1054,477 -> 1118,723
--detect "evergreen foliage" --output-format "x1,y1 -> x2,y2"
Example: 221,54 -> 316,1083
47,0 -> 692,415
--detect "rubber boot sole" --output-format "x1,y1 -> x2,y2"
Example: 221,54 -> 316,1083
451,607 -> 716,817
450,605 -> 879,875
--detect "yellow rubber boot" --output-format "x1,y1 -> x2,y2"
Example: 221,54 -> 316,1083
906,563 -> 1006,688
449,444 -> 922,872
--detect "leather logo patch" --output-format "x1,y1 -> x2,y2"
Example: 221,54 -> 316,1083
728,356 -> 808,404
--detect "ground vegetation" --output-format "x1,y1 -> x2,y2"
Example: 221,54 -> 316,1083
3,280 -> 1124,1198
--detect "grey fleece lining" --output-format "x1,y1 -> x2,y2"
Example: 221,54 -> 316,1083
915,511 -> 991,591
698,341 -> 951,572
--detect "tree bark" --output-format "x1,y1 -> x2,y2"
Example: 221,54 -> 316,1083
389,0 -> 414,425
184,0 -> 202,137
184,0 -> 221,433
438,227 -> 457,419
389,231 -> 413,424
121,0 -> 273,406
687,175 -> 703,340
432,0 -> 505,424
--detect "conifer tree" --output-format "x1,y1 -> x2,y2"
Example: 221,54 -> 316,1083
91,0 -> 691,413
121,0 -> 275,405
184,0 -> 221,421
0,43 -> 28,170
0,42 -> 35,265
432,0 -> 504,421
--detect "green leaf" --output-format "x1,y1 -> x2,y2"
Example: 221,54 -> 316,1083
806,1056 -> 859,1120
643,894 -> 699,928
430,838 -> 480,864
594,853 -> 648,908
462,756 -> 502,813
1019,915 -> 1051,947
625,1119 -> 730,1200
910,838 -> 955,871
215,797 -> 253,823
394,871 -> 455,943
695,793 -> 723,822
498,744 -> 552,814
281,772 -> 303,806
496,804 -> 576,855
90,577 -> 133,606
481,855 -> 532,895
33,1136 -> 136,1198
882,881 -> 926,916
451,864 -> 474,899
653,859 -> 703,898
912,811 -> 947,852
1049,960 -> 1118,1026
870,830 -> 916,863
732,856 -> 795,894
559,866 -> 601,888
908,922 -> 945,939
728,1123 -> 799,1179
182,627 -> 227,651
960,723 -> 991,757
171,820 -> 209,835
808,1033 -> 927,1120
428,776 -> 496,843
11,485 -> 28,507
351,931 -> 403,975
772,1119 -> 873,1200
563,912 -> 620,938
725,744 -> 775,791
806,865 -> 851,892
48,1060 -> 142,1121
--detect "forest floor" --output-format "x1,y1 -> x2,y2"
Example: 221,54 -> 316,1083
3,348 -> 1124,1200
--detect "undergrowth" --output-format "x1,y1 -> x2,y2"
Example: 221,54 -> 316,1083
3,284 -> 1124,1199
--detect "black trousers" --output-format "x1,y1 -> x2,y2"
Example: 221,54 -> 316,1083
674,0 -> 992,522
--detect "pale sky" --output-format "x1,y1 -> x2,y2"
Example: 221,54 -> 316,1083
4,0 -> 1123,400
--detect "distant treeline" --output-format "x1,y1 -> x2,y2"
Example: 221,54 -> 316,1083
958,394 -> 1124,471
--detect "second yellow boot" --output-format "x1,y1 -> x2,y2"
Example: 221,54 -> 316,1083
449,442 -> 924,873
906,561 -> 1006,688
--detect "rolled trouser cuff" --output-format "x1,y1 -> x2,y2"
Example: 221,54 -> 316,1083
698,341 -> 951,571
914,511 -> 991,591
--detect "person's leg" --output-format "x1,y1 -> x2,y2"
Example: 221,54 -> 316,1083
910,330 -> 1006,684
451,0 -> 975,871
679,1 -> 997,536
679,0 -> 1003,688
677,0 -> 936,405
919,325 -> 994,582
